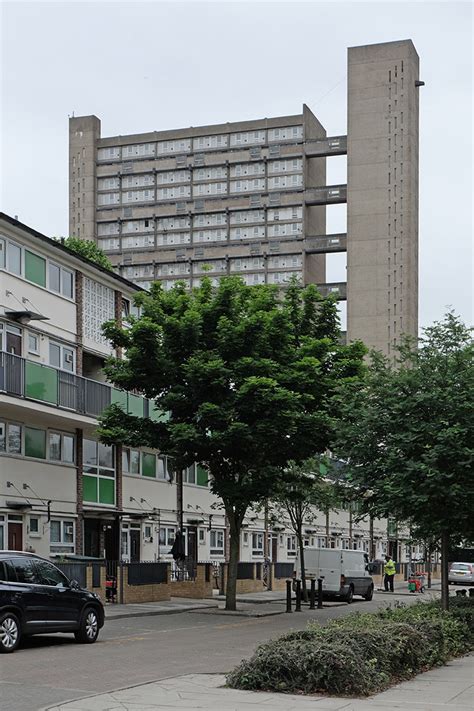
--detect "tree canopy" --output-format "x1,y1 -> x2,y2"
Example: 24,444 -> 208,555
98,276 -> 366,608
62,236 -> 114,271
334,312 -> 474,607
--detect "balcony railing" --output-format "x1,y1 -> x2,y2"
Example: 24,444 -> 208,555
0,352 -> 166,421
305,135 -> 347,157
305,185 -> 347,206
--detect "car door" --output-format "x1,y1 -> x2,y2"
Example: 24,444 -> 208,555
8,557 -> 52,630
32,559 -> 82,628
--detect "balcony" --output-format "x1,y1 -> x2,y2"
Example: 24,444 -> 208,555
317,282 -> 347,301
305,135 -> 347,157
304,233 -> 347,254
305,185 -> 347,206
0,352 -> 166,422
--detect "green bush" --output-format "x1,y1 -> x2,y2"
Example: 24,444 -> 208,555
227,598 -> 474,696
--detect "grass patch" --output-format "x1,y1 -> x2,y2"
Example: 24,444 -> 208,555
226,598 -> 474,696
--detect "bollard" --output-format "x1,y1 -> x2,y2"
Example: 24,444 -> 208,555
295,579 -> 302,612
309,578 -> 316,609
469,588 -> 474,598
286,579 -> 293,613
317,577 -> 323,609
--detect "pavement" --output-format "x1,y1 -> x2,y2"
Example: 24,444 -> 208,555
105,598 -> 218,620
44,653 -> 474,710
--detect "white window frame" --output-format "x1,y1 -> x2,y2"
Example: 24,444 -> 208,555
50,519 -> 75,553
209,529 -> 225,556
251,532 -> 264,557
287,535 -> 297,557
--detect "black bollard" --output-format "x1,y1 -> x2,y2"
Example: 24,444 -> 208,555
317,577 -> 323,609
286,579 -> 292,613
469,588 -> 474,598
309,578 -> 316,609
295,579 -> 302,611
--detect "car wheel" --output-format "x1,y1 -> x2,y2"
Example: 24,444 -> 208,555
345,586 -> 354,604
0,612 -> 21,654
74,607 -> 100,644
364,584 -> 374,601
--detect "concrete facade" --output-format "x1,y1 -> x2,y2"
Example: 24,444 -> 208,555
68,40 -> 420,356
347,40 -> 420,355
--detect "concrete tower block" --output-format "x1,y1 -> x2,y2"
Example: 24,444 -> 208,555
347,40 -> 420,355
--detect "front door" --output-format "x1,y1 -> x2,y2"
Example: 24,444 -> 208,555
186,526 -> 198,576
271,536 -> 278,562
8,522 -> 23,551
84,519 -> 101,557
6,327 -> 22,355
130,529 -> 140,562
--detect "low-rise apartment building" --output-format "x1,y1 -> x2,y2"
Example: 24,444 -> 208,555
0,213 -> 415,566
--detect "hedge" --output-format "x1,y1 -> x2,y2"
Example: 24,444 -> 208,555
227,598 -> 474,696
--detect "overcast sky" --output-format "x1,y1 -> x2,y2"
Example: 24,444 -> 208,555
1,1 -> 472,328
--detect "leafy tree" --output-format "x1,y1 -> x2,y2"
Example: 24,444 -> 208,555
334,313 -> 474,609
271,457 -> 338,600
98,276 -> 365,610
62,236 -> 114,271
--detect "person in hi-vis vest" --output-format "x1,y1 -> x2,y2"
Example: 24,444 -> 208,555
384,554 -> 396,592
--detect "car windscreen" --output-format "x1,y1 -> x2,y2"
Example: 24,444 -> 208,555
451,564 -> 471,571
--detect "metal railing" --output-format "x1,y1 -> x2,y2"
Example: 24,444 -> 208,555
0,352 -> 166,421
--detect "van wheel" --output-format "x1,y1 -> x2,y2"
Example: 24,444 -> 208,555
75,607 -> 99,644
364,584 -> 374,601
345,586 -> 354,604
0,612 -> 21,653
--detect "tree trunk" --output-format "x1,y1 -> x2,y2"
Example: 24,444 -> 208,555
441,530 -> 450,611
225,513 -> 241,611
297,533 -> 308,602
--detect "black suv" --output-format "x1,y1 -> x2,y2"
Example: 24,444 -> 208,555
0,551 -> 105,653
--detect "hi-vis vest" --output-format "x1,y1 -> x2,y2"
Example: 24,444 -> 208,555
384,559 -> 396,576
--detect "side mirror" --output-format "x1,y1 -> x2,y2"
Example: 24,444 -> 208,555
69,579 -> 80,590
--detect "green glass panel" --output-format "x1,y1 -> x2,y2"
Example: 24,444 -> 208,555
25,427 -> 46,459
99,478 -> 115,505
196,465 -> 208,487
25,250 -> 46,287
25,361 -> 58,404
127,394 -> 144,417
111,388 -> 128,410
149,405 -> 170,422
83,475 -> 98,503
142,453 -> 156,478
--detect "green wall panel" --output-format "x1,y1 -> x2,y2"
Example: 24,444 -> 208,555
83,475 -> 98,503
25,250 -> 46,287
149,405 -> 170,422
25,427 -> 46,459
196,465 -> 208,487
142,453 -> 156,478
127,394 -> 144,417
111,389 -> 128,410
25,361 -> 58,404
99,478 -> 115,505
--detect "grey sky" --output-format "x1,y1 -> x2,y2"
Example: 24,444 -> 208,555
1,1 -> 472,328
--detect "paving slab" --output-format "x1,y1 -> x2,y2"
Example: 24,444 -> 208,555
44,654 -> 474,711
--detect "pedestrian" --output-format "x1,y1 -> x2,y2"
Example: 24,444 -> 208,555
384,554 -> 396,592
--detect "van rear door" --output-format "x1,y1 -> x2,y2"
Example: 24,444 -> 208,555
318,549 -> 341,593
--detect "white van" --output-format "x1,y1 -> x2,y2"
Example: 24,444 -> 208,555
294,548 -> 374,603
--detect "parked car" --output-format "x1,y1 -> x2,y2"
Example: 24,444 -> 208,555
0,551 -> 105,653
294,548 -> 374,603
448,562 -> 474,585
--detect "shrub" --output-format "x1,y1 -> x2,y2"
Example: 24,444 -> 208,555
227,598 -> 474,696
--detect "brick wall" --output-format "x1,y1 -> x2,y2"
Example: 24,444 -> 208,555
221,563 -> 266,595
86,565 -> 107,603
75,271 -> 84,375
75,429 -> 84,554
169,564 -> 213,599
120,566 -> 171,604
